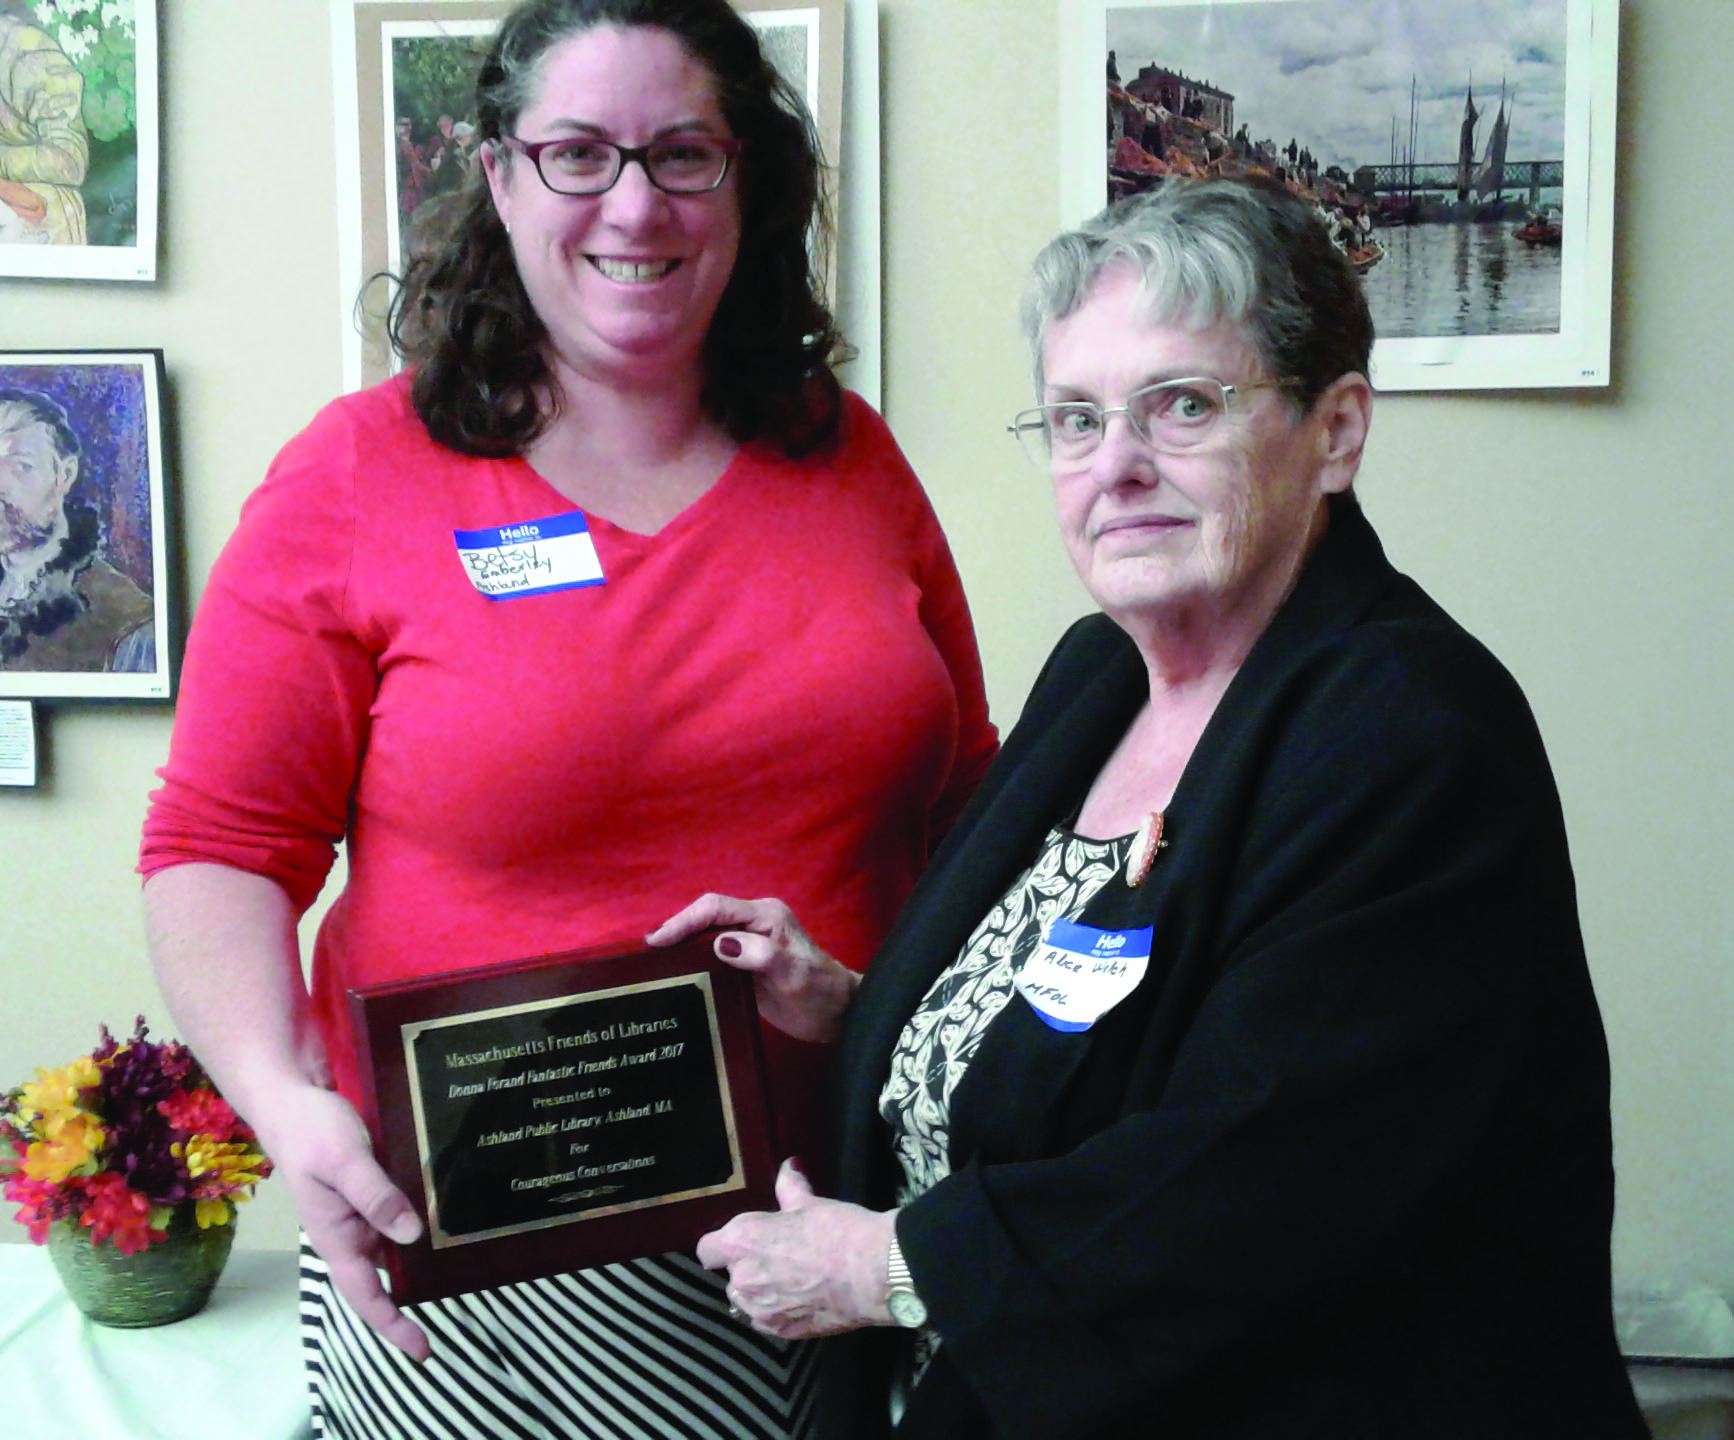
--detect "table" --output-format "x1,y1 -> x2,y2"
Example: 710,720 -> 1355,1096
4,1237 -> 1727,1439
0,1242 -> 311,1439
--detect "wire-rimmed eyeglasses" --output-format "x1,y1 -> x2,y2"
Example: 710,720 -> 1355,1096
1007,376 -> 1301,468
500,134 -> 743,196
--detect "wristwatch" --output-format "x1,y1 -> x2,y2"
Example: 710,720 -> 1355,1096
885,1229 -> 928,1329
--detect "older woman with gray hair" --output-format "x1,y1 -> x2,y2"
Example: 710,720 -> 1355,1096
655,178 -> 1647,1438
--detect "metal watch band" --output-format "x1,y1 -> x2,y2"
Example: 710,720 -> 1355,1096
886,1229 -> 928,1328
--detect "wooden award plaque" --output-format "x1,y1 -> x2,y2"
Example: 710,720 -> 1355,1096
348,935 -> 776,1304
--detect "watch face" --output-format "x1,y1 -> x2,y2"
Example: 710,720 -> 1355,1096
888,1289 -> 928,1329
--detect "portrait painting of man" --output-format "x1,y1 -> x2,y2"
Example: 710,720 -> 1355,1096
0,352 -> 171,700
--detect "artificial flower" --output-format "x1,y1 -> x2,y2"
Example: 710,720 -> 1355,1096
1,1019 -> 272,1253
12,1056 -> 101,1132
20,1111 -> 103,1184
181,1134 -> 270,1195
77,1172 -> 168,1256
3,1171 -> 80,1244
193,1197 -> 232,1230
159,1087 -> 240,1143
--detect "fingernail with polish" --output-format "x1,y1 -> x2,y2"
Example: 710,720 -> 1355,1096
717,936 -> 742,958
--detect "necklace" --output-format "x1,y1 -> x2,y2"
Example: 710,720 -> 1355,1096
1126,811 -> 1167,887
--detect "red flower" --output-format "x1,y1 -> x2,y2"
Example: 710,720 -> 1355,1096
4,1171 -> 81,1244
158,1087 -> 243,1143
75,1173 -> 166,1256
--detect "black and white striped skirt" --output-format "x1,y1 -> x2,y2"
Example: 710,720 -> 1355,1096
299,1243 -> 817,1439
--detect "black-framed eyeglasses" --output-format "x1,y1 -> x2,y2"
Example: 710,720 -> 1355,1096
1007,376 -> 1301,468
500,134 -> 743,196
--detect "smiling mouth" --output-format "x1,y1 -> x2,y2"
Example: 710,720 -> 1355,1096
1096,514 -> 1190,539
591,257 -> 680,283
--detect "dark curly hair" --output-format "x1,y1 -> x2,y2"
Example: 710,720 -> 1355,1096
387,0 -> 844,458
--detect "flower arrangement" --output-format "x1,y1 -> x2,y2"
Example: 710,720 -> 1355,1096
1,1018 -> 272,1256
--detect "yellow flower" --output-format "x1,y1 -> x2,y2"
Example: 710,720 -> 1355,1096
183,1135 -> 268,1190
194,1198 -> 235,1229
15,1057 -> 101,1133
21,1112 -> 104,1183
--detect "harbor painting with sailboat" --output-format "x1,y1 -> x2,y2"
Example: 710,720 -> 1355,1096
1101,0 -> 1569,342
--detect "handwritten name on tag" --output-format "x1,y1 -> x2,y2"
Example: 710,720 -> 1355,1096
454,512 -> 604,599
1015,917 -> 1152,1033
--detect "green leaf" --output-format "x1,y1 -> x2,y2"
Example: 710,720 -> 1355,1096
83,86 -> 130,143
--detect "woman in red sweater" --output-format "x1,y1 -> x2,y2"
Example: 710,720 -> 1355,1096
139,3 -> 995,1437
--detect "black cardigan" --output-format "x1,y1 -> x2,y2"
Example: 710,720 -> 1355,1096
820,498 -> 1646,1439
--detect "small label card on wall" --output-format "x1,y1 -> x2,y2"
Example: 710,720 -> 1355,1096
0,702 -> 38,787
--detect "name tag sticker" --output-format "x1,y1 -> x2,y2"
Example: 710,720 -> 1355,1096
454,511 -> 604,599
1015,918 -> 1152,1032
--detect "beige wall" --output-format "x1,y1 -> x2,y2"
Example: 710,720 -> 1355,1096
3,1 -> 1729,1308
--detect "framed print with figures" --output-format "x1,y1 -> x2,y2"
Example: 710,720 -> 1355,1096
1,0 -> 160,282
328,0 -> 879,400
1,351 -> 174,701
1057,0 -> 1617,391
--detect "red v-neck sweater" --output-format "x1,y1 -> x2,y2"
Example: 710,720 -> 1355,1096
141,378 -> 997,1168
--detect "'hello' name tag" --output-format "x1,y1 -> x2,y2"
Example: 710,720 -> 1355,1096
454,512 -> 604,599
1015,917 -> 1152,1032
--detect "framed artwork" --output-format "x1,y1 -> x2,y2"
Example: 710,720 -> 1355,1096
329,0 -> 878,401
1,351 -> 174,701
1057,0 -> 1617,391
1,0 -> 160,282
738,1 -> 848,347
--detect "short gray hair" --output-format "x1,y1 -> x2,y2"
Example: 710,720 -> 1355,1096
1020,179 -> 1373,411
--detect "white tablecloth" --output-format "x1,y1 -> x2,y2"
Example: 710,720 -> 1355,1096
0,1242 -> 310,1439
5,1236 -> 1723,1439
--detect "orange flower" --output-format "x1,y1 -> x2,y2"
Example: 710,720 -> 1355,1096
20,1113 -> 104,1184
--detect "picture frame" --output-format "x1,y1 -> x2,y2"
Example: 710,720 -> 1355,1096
1057,0 -> 1618,392
0,0 -> 160,282
329,0 -> 879,401
1,351 -> 175,701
